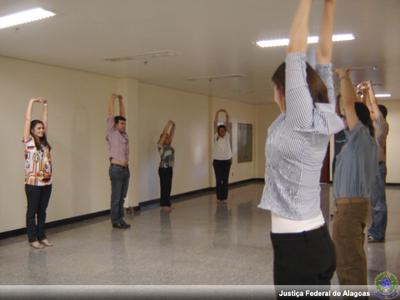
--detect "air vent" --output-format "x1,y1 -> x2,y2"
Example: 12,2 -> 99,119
186,74 -> 245,81
105,50 -> 180,62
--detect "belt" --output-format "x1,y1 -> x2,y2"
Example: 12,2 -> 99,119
111,164 -> 129,169
336,198 -> 368,205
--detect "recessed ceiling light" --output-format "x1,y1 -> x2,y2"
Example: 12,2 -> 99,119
256,33 -> 355,48
375,93 -> 391,98
0,7 -> 55,30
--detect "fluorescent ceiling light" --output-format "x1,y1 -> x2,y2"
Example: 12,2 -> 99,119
375,93 -> 391,98
105,50 -> 180,62
256,33 -> 355,48
0,7 -> 55,30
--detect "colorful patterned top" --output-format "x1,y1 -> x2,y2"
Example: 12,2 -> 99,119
23,137 -> 52,186
158,144 -> 175,168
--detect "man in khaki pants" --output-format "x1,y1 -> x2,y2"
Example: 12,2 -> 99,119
332,69 -> 378,287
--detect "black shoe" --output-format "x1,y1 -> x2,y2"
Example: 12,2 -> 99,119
368,235 -> 384,243
121,220 -> 131,228
112,222 -> 130,229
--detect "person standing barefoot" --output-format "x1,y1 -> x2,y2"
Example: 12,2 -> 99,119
23,97 -> 53,249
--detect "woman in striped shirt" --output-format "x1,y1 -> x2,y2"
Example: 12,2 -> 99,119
258,0 -> 344,287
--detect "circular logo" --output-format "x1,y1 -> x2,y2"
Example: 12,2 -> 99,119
375,272 -> 399,299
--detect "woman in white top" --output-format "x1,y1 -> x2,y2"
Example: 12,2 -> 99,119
258,0 -> 344,288
213,109 -> 232,203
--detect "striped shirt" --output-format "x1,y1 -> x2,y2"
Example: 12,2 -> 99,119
333,121 -> 378,199
258,52 -> 345,220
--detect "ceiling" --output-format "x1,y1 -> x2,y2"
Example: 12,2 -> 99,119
0,0 -> 399,104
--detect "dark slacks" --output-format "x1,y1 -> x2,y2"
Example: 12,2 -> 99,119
159,167 -> 173,207
25,184 -> 52,243
271,225 -> 336,299
212,159 -> 231,200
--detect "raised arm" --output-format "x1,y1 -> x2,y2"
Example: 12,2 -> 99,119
317,0 -> 336,64
223,110 -> 232,134
159,120 -> 173,144
214,109 -> 223,133
314,0 -> 337,105
108,94 -> 117,117
24,98 -> 37,141
118,95 -> 126,118
336,69 -> 359,130
288,0 -> 312,53
360,81 -> 380,121
169,121 -> 176,142
284,0 -> 314,128
41,98 -> 48,132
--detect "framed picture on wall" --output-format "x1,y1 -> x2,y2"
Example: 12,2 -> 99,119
238,123 -> 253,163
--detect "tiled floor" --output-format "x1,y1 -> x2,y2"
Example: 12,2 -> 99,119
0,183 -> 398,285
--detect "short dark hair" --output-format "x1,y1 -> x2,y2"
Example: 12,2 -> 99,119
114,116 -> 126,124
355,102 -> 374,137
272,62 -> 329,104
378,104 -> 388,119
217,124 -> 226,131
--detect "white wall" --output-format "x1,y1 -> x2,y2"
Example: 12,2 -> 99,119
383,100 -> 400,183
255,103 -> 281,179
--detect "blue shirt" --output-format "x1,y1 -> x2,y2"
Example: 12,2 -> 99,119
333,122 -> 378,199
258,52 -> 345,220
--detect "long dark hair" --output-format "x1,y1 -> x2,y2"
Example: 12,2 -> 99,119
30,120 -> 51,151
378,104 -> 388,119
354,103 -> 374,137
272,62 -> 329,104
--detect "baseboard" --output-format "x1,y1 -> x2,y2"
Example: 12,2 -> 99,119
2,178 -> 397,240
0,210 -> 110,240
134,178 -> 264,211
0,178 -> 263,239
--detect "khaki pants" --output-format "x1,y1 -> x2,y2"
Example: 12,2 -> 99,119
332,197 -> 369,286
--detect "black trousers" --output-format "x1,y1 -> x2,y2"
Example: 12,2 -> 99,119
25,184 -> 52,243
212,159 -> 231,200
159,167 -> 173,207
271,225 -> 336,298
